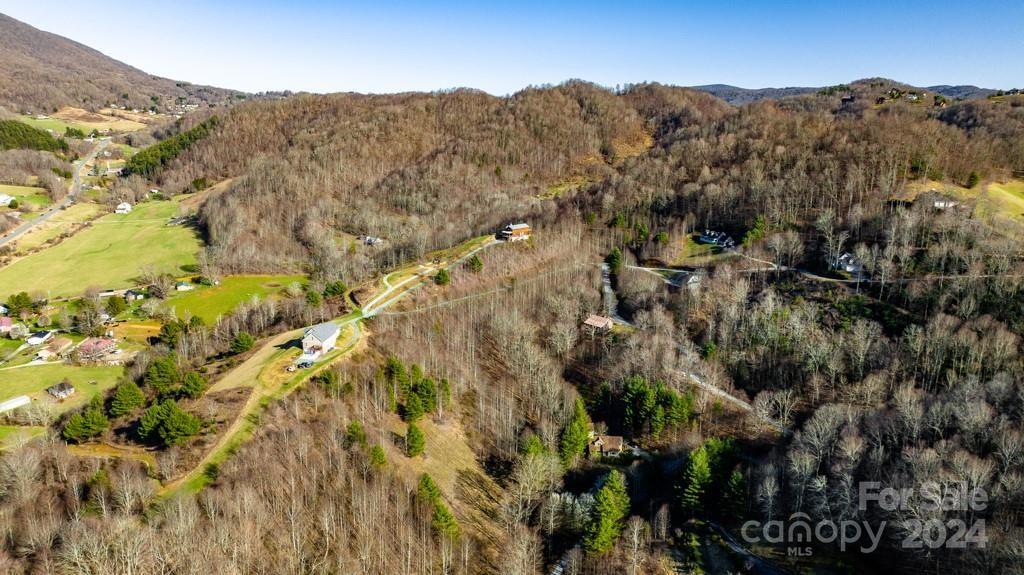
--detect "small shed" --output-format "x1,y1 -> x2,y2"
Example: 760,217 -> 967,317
46,381 -> 75,400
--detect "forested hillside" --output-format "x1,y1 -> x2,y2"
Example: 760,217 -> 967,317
0,13 -> 238,113
1,74 -> 1023,575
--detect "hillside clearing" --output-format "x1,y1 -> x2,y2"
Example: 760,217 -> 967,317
0,363 -> 122,414
0,199 -> 201,298
167,274 -> 304,324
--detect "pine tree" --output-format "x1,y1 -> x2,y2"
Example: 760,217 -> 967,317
144,356 -> 180,395
468,254 -> 483,273
583,471 -> 630,554
605,247 -> 623,275
432,501 -> 460,539
418,473 -> 441,502
679,445 -> 712,514
178,372 -> 207,399
403,393 -> 424,422
415,378 -> 437,413
369,444 -> 386,467
109,380 -> 145,417
406,423 -> 425,457
650,404 -> 666,437
723,468 -> 747,521
345,420 -> 367,447
559,398 -> 591,466
230,332 -> 255,354
63,396 -> 108,443
434,269 -> 450,285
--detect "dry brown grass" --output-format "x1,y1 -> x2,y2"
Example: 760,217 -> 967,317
52,106 -> 147,132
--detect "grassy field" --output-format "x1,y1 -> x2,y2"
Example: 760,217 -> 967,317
18,115 -> 92,135
0,184 -> 52,210
0,363 -> 122,413
0,425 -> 46,450
0,199 -> 201,298
8,203 -> 104,255
984,180 -> 1024,221
167,274 -> 305,324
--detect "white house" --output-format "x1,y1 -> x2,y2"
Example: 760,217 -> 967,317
299,322 -> 341,363
0,304 -> 8,315
115,202 -> 133,214
0,194 -> 14,207
175,281 -> 195,291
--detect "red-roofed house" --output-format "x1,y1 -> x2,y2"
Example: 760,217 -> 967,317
77,337 -> 117,360
0,317 -> 12,335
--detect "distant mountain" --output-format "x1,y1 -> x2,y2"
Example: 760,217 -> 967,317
0,12 -> 239,114
694,82 -> 1003,106
691,84 -> 818,105
927,85 -> 997,100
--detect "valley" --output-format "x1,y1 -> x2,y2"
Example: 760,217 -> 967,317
0,7 -> 1021,575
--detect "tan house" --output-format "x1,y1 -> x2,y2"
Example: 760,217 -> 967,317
589,434 -> 625,458
583,314 -> 614,334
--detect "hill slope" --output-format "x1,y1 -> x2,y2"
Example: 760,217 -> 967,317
0,12 -> 237,113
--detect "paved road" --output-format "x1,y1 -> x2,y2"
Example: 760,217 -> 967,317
0,139 -> 108,247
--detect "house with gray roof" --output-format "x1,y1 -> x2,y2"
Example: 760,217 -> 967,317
300,322 -> 340,362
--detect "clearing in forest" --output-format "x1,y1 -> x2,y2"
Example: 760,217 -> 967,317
167,274 -> 306,324
0,199 -> 201,298
0,364 -> 123,415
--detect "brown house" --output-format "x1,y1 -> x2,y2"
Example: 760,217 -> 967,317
583,315 -> 614,336
589,434 -> 625,458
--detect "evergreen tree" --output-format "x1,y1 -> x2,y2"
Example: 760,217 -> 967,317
144,356 -> 180,395
623,376 -> 655,434
415,378 -> 437,413
417,473 -> 441,502
522,434 -> 548,457
679,445 -> 712,514
158,321 -> 183,347
559,398 -> 591,466
369,444 -> 386,467
109,380 -> 145,417
178,372 -> 207,399
468,254 -> 483,273
432,501 -> 460,539
323,280 -> 347,298
345,420 -> 367,447
63,396 -> 108,443
230,331 -> 255,354
406,423 -> 425,457
138,400 -> 200,446
403,392 -> 424,422
605,247 -> 623,275
650,404 -> 666,437
583,471 -> 630,554
434,269 -> 450,285
723,468 -> 748,521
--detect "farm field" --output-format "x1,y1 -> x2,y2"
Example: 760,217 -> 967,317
0,363 -> 122,414
985,180 -> 1024,221
0,199 -> 201,298
20,107 -> 148,134
7,202 -> 104,255
167,274 -> 305,324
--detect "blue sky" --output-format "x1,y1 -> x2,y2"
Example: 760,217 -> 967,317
2,0 -> 1021,94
